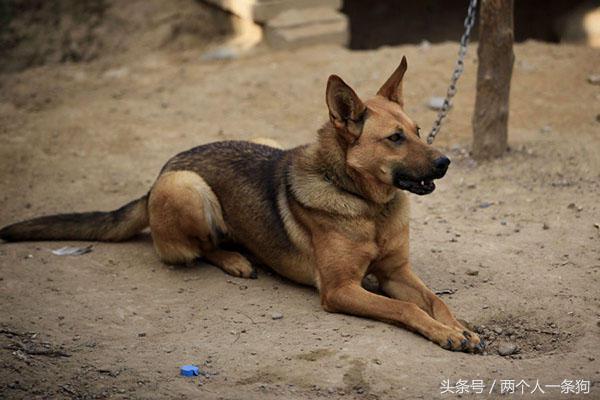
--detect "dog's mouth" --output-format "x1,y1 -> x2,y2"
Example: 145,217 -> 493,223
394,178 -> 436,195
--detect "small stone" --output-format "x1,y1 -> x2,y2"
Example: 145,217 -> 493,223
479,201 -> 493,209
587,74 -> 600,85
427,96 -> 447,111
497,342 -> 518,356
493,327 -> 503,335
465,269 -> 479,276
540,125 -> 552,134
418,40 -> 431,51
271,312 -> 283,320
542,222 -> 550,230
201,46 -> 239,61
138,332 -> 146,337
482,305 -> 489,309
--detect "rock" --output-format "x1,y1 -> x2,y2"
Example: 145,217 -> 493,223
542,222 -> 550,230
540,125 -> 552,134
479,201 -> 493,209
418,40 -> 431,51
493,327 -> 503,335
588,74 -> 600,85
427,97 -> 447,111
271,312 -> 283,320
201,47 -> 239,61
204,0 -> 342,22
103,67 -> 129,79
497,342 -> 518,356
465,269 -> 479,276
265,7 -> 348,49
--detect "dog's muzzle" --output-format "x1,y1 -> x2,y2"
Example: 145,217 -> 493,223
393,156 -> 450,196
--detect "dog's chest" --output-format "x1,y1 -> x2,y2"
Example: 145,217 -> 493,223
373,194 -> 410,256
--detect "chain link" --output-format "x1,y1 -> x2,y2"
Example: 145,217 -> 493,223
427,0 -> 478,144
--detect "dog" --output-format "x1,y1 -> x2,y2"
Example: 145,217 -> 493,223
0,57 -> 483,353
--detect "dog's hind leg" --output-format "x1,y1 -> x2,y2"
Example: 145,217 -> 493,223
148,171 -> 254,278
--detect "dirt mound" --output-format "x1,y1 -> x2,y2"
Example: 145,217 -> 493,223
475,314 -> 581,358
0,0 -> 231,73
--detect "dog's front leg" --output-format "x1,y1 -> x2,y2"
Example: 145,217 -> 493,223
373,258 -> 484,352
314,234 -> 481,352
321,282 -> 481,352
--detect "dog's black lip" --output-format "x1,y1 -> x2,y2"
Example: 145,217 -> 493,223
394,178 -> 436,195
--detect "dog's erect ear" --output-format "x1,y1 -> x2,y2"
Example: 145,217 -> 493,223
326,75 -> 366,141
377,56 -> 407,107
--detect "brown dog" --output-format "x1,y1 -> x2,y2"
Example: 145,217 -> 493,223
0,57 -> 483,352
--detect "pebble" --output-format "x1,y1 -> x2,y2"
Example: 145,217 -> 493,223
418,40 -> 431,51
271,312 -> 283,320
201,46 -> 239,61
427,97 -> 446,110
542,222 -> 550,230
498,342 -> 518,356
465,269 -> 479,276
587,74 -> 600,85
494,327 -> 503,335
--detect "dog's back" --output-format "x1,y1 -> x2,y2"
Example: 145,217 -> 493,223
162,141 -> 300,267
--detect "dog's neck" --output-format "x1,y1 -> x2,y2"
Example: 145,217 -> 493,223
312,122 -> 397,205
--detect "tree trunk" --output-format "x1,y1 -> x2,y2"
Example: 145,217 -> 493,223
472,0 -> 514,160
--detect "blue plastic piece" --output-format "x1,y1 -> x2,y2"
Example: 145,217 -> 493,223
180,365 -> 200,377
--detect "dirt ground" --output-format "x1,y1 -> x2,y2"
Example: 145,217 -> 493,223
0,12 -> 599,399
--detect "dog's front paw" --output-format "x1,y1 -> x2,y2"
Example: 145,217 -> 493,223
436,328 -> 485,354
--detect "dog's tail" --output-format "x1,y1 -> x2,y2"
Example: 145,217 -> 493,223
0,195 -> 149,242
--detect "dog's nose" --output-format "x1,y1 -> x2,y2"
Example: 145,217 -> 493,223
433,156 -> 451,174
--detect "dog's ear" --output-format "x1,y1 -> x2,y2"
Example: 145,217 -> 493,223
326,75 -> 366,142
377,56 -> 407,107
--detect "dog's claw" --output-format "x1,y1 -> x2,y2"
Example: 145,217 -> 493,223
460,338 -> 468,349
444,339 -> 453,350
476,339 -> 486,352
463,330 -> 472,338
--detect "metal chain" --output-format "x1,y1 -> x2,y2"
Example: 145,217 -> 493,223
427,0 -> 478,144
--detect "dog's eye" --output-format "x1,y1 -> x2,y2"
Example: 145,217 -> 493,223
388,131 -> 405,143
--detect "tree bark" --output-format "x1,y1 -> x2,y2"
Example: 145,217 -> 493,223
472,0 -> 514,160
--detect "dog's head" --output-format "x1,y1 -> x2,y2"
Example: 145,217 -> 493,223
325,57 -> 450,197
